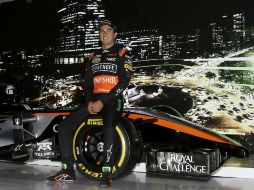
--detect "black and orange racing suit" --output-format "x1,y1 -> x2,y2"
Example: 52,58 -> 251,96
58,44 -> 132,170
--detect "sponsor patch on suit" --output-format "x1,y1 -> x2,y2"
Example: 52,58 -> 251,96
92,63 -> 117,73
92,57 -> 101,63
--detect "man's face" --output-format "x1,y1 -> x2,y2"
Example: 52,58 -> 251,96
99,24 -> 117,49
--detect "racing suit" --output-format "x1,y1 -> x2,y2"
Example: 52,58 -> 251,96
57,44 -> 132,170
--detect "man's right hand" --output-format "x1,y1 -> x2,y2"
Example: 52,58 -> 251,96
88,101 -> 97,114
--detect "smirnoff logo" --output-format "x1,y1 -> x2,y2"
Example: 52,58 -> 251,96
157,152 -> 209,174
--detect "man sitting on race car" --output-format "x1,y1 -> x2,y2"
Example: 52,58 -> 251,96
47,20 -> 132,187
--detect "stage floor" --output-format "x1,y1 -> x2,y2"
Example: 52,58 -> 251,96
224,154 -> 254,168
0,155 -> 254,190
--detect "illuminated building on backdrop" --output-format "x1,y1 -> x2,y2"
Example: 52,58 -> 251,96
117,29 -> 162,61
210,23 -> 224,50
232,13 -> 246,47
55,0 -> 105,64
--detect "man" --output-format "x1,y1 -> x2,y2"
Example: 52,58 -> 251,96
47,20 -> 132,187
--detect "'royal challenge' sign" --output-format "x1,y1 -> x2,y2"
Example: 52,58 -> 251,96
156,152 -> 210,176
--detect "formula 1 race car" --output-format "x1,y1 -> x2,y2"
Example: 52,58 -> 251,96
0,103 -> 249,180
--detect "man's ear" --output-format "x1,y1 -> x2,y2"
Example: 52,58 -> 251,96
114,32 -> 117,39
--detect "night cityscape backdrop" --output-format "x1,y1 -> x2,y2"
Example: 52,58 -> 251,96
0,0 -> 254,151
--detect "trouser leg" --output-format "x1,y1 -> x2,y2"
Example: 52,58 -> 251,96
58,104 -> 90,167
101,98 -> 122,168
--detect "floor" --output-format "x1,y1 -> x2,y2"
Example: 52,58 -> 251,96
0,158 -> 254,190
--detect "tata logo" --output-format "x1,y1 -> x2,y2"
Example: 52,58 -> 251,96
87,119 -> 103,126
37,142 -> 52,151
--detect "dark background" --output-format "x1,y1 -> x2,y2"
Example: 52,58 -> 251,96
1,0 -> 254,50
106,0 -> 254,32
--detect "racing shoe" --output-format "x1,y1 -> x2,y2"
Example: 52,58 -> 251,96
99,167 -> 112,187
47,168 -> 76,182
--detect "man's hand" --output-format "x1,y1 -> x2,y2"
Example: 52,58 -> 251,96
87,100 -> 104,114
88,101 -> 97,114
91,100 -> 104,113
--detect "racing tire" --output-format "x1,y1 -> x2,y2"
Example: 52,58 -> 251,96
73,116 -> 142,180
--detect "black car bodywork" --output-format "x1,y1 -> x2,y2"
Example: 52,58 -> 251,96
0,103 -> 249,180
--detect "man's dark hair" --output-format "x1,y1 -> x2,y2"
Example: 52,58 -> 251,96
98,20 -> 117,32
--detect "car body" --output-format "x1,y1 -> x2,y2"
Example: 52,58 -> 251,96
0,103 -> 249,180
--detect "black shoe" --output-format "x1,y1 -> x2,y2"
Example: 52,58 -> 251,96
47,169 -> 76,182
99,171 -> 112,187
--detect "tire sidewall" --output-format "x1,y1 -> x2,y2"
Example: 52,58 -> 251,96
73,118 -> 131,180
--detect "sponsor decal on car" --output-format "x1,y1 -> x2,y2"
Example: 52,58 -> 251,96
6,85 -> 15,95
147,151 -> 210,177
14,144 -> 23,152
157,152 -> 208,174
34,142 -> 55,158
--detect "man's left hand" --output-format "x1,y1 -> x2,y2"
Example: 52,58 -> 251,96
90,100 -> 104,113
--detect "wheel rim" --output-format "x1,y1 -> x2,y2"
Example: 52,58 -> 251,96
76,126 -> 121,171
81,128 -> 104,167
73,120 -> 132,179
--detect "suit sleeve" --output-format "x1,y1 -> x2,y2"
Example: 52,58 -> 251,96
99,52 -> 132,104
83,58 -> 94,103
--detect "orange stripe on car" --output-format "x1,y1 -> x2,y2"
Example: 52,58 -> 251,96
124,113 -> 230,144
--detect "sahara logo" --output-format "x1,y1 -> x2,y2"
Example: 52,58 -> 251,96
93,75 -> 119,93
